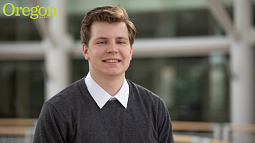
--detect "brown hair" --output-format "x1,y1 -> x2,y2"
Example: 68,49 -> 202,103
80,5 -> 136,47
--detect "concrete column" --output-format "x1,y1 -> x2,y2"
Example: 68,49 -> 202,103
231,0 -> 255,142
49,0 -> 67,46
209,53 -> 227,122
45,47 -> 70,100
44,0 -> 72,100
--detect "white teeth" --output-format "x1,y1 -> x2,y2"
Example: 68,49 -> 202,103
105,60 -> 119,62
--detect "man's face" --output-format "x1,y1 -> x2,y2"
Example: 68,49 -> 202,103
82,21 -> 133,79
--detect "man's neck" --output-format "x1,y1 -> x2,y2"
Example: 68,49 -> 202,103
90,72 -> 125,96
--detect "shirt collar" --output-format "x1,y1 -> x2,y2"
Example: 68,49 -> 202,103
85,72 -> 129,109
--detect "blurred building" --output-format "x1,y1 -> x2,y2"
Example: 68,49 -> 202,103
0,0 -> 254,127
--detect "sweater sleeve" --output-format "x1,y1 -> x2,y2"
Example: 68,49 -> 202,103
158,99 -> 175,143
33,102 -> 68,143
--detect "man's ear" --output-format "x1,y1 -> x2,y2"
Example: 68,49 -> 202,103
130,45 -> 133,60
82,43 -> 90,60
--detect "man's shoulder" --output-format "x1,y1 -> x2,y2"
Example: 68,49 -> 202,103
46,77 -> 86,109
127,79 -> 162,103
126,79 -> 169,120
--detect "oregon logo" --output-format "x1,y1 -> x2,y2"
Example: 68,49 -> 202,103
2,3 -> 57,19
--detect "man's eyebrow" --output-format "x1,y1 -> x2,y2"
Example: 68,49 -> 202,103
116,37 -> 128,40
94,37 -> 128,40
94,37 -> 108,40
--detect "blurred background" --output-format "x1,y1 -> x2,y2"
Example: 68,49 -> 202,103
0,0 -> 254,142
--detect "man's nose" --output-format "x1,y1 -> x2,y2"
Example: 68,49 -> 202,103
106,42 -> 118,53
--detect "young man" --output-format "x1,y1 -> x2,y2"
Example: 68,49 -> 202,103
34,5 -> 175,143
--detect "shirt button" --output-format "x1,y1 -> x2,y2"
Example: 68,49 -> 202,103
110,97 -> 116,101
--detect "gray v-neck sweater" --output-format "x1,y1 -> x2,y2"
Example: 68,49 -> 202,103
33,78 -> 175,143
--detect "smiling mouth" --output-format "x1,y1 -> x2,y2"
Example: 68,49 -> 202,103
103,59 -> 121,63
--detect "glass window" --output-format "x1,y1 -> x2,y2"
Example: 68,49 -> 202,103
0,17 -> 40,41
68,9 -> 225,40
0,60 -> 44,118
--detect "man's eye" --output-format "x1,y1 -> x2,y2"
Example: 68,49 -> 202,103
97,41 -> 106,44
117,41 -> 124,44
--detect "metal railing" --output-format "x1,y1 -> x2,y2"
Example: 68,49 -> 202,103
0,119 -> 254,143
0,119 -> 36,143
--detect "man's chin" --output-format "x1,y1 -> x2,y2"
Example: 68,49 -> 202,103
103,71 -> 124,78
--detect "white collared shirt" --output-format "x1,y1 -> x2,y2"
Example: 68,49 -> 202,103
85,72 -> 129,109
